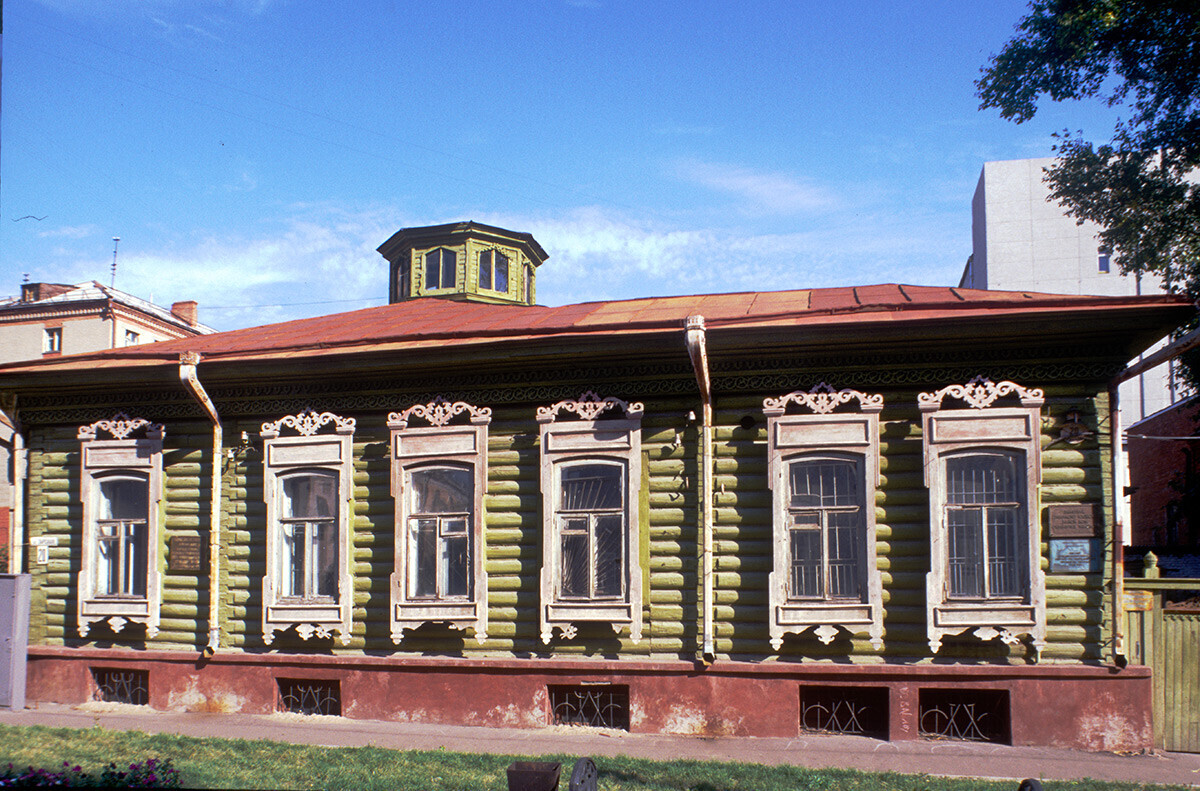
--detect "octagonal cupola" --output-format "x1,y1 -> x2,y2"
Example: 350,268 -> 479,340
378,221 -> 548,306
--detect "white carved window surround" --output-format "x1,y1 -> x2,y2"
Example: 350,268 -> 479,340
920,376 -> 1046,658
77,413 -> 165,639
388,397 -> 491,643
260,408 -> 356,645
763,384 -> 884,651
538,391 -> 644,645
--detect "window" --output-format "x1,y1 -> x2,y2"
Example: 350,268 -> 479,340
124,330 -> 140,346
919,376 -> 1046,658
389,398 -> 490,642
424,247 -> 456,290
1098,249 -> 1111,273
44,327 -> 62,354
77,414 -> 164,638
261,408 -> 355,645
397,258 -> 412,299
538,392 -> 643,644
524,265 -> 533,304
479,249 -> 509,292
763,384 -> 884,651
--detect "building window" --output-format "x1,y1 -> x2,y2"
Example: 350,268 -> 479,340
763,384 -> 884,651
389,398 -> 490,642
1098,249 -> 1111,273
538,392 -> 644,645
479,249 -> 509,293
919,376 -> 1046,658
398,258 -> 412,299
524,265 -> 533,304
261,408 -> 355,645
44,327 -> 62,354
424,248 -> 456,290
77,414 -> 164,639
124,330 -> 140,346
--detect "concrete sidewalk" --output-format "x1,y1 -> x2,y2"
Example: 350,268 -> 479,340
1,703 -> 1198,788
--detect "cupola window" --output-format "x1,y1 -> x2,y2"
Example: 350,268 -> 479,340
425,248 -> 457,290
479,250 -> 509,293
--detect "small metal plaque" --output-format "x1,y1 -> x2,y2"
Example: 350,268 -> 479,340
1047,504 -> 1101,538
1049,538 -> 1101,573
1124,589 -> 1154,612
168,535 -> 204,573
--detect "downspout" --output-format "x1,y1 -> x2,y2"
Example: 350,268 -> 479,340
9,414 -> 26,575
684,315 -> 715,663
179,352 -> 222,656
1108,381 -> 1127,667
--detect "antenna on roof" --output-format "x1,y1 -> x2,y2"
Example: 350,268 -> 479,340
110,237 -> 120,288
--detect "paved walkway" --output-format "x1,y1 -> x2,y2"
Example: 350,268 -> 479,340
1,703 -> 1198,787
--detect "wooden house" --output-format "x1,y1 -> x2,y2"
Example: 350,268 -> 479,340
0,223 -> 1189,750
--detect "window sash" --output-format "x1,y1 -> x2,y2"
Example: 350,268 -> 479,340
409,514 -> 471,599
280,518 -> 337,599
944,452 -> 1026,599
95,519 -> 147,597
425,248 -> 456,290
557,463 -> 626,601
785,459 -> 864,602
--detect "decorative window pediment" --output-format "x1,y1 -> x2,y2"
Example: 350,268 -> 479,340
920,376 -> 1046,658
260,408 -> 355,646
77,413 -> 165,639
388,397 -> 491,643
538,392 -> 644,645
763,384 -> 884,651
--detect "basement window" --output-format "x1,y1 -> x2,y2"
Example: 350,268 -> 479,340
800,685 -> 888,738
918,688 -> 1010,744
277,678 -> 341,716
549,684 -> 630,730
91,667 -> 149,706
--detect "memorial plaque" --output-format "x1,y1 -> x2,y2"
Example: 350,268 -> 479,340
168,535 -> 204,573
1047,504 -> 1101,538
1049,538 -> 1101,573
1124,589 -> 1154,612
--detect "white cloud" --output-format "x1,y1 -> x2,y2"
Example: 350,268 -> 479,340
39,224 -> 99,240
674,160 -> 839,215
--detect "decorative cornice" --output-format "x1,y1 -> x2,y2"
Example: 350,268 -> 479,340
918,375 -> 1045,411
78,412 -> 164,441
762,382 -> 884,416
260,407 -> 356,438
536,390 -> 644,423
388,396 -> 492,428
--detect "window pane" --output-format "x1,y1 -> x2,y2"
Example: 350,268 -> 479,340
594,514 -> 623,596
282,474 -> 336,519
827,511 -> 861,598
561,464 -> 622,510
494,253 -> 508,292
444,534 -> 469,597
987,507 -> 1022,596
410,467 -> 473,514
98,478 -> 148,520
123,524 -> 147,597
425,249 -> 441,289
947,453 -> 1019,505
96,530 -> 119,596
313,522 -> 337,597
789,460 -> 858,508
479,251 -> 492,290
282,524 -> 304,597
561,528 -> 589,597
789,513 -> 822,598
947,509 -> 983,597
413,518 -> 438,597
441,249 -> 456,288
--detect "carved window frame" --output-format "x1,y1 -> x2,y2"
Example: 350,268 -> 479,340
388,397 -> 491,643
920,376 -> 1046,658
538,392 -> 643,645
763,384 -> 884,651
260,408 -> 356,645
77,413 -> 164,639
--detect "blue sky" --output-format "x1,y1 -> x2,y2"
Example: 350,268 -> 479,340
1,1 -> 1121,331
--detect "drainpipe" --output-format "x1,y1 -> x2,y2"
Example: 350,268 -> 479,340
10,419 -> 26,575
1108,382 -> 1127,667
179,352 -> 222,656
684,315 -> 715,663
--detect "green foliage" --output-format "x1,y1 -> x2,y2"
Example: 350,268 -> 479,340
0,723 -> 1190,791
977,0 -> 1200,382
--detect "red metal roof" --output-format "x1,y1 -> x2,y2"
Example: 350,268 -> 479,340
0,284 -> 1188,375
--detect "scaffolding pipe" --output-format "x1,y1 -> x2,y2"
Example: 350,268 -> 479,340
684,315 -> 715,663
179,352 -> 222,656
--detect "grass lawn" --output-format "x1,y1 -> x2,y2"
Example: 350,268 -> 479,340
0,723 -> 1189,791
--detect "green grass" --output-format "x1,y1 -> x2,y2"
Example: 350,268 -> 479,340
0,723 -> 1188,791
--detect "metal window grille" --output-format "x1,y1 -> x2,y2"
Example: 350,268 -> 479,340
549,684 -> 630,730
800,686 -> 888,738
91,667 -> 148,706
918,689 -> 1010,743
276,678 -> 341,716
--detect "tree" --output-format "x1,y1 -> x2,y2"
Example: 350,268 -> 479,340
977,0 -> 1200,379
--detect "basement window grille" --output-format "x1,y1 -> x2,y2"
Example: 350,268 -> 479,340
800,685 -> 888,738
276,678 -> 341,716
918,688 -> 1010,743
91,667 -> 148,706
549,684 -> 630,731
